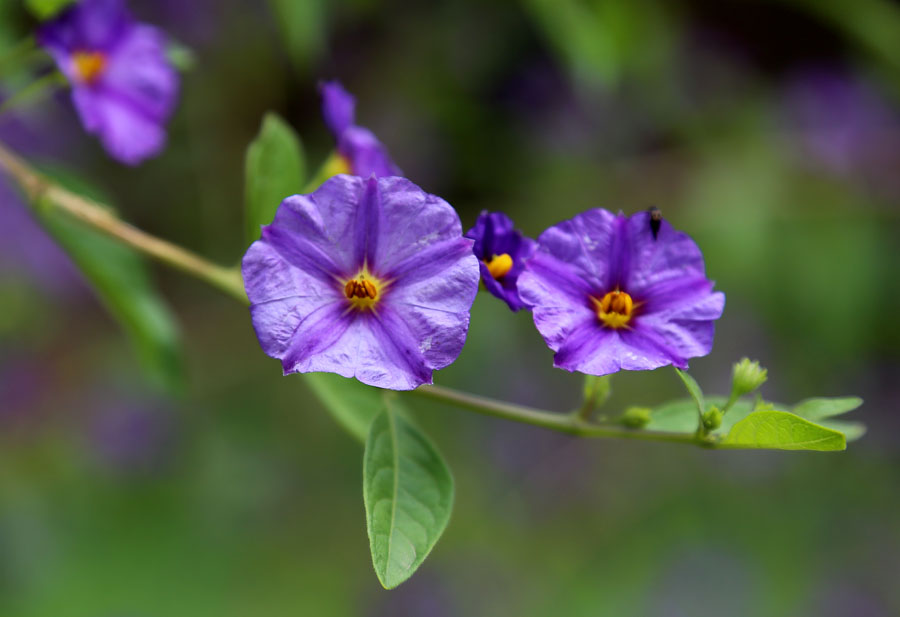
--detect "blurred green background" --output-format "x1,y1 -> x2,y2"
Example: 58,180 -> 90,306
1,0 -> 899,615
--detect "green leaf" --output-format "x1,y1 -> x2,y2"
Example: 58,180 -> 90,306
25,0 -> 75,19
720,411 -> 846,451
363,409 -> 454,589
39,212 -> 183,394
674,368 -> 704,416
266,0 -> 329,69
244,112 -> 305,245
304,373 -> 386,442
791,397 -> 863,421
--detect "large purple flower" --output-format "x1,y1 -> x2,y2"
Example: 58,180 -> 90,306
38,0 -> 179,165
465,211 -> 536,311
242,175 -> 479,390
319,80 -> 400,177
518,209 -> 725,375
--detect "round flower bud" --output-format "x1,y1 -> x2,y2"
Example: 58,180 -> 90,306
732,358 -> 768,396
702,406 -> 723,431
621,406 -> 652,429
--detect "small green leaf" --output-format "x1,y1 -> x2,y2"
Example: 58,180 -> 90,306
674,368 -> 704,416
25,0 -> 75,19
720,411 -> 846,451
40,213 -> 183,394
304,373 -> 386,442
244,112 -> 305,245
363,409 -> 454,589
791,397 -> 863,421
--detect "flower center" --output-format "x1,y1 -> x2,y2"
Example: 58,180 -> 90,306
72,51 -> 107,85
484,253 -> 513,279
344,272 -> 384,311
591,289 -> 634,329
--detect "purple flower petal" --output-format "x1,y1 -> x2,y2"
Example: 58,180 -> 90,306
465,211 -> 537,311
319,80 -> 356,137
520,208 -> 724,376
242,176 -> 479,390
318,81 -> 400,177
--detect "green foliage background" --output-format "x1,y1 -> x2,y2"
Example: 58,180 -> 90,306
1,0 -> 898,615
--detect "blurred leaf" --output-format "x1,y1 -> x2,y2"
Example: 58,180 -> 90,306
721,411 -> 846,451
38,211 -> 184,394
304,374 -> 386,442
244,112 -> 305,245
363,408 -> 454,589
24,0 -> 75,20
266,0 -> 329,71
674,368 -> 704,417
792,397 -> 864,421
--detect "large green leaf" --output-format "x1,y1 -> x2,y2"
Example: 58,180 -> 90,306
720,411 -> 846,451
244,112 -> 305,245
39,212 -> 183,394
304,374 -> 386,442
363,409 -> 454,589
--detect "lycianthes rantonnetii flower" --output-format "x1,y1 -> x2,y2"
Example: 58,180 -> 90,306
319,80 -> 400,178
38,0 -> 179,165
518,209 -> 725,375
465,211 -> 537,311
242,175 -> 480,390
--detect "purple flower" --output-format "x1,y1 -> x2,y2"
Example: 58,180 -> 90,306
465,211 -> 536,311
319,80 -> 400,177
37,0 -> 179,165
241,175 -> 479,390
518,209 -> 725,375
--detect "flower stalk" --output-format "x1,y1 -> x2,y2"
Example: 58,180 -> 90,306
0,140 -> 247,303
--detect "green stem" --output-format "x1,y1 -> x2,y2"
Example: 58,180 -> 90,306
0,140 -> 247,303
0,140 -> 715,446
0,71 -> 65,117
413,385 -> 707,446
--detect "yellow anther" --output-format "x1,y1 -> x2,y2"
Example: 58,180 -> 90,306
343,271 -> 385,311
323,152 -> 353,178
591,289 -> 635,329
484,253 -> 513,279
72,51 -> 107,85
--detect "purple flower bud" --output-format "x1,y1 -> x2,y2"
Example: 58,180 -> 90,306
465,211 -> 537,311
242,175 -> 480,390
519,209 -> 724,375
37,0 -> 180,165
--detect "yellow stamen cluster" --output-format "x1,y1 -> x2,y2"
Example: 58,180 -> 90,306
591,289 -> 635,329
484,253 -> 513,279
344,272 -> 384,311
72,51 -> 107,85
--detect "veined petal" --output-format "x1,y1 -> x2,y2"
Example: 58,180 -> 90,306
280,303 -> 356,376
352,176 -> 381,270
338,126 -> 400,177
72,86 -> 166,165
622,211 -> 707,297
103,25 -> 178,122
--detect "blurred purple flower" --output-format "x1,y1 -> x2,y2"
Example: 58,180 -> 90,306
319,80 -> 401,177
784,68 -> 900,183
519,209 -> 724,375
242,175 -> 479,390
465,211 -> 536,311
89,399 -> 175,473
38,0 -> 179,165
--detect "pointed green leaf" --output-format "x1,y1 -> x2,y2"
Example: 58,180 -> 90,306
720,411 -> 846,451
791,397 -> 863,421
363,409 -> 454,589
244,112 -> 305,245
304,373 -> 386,442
